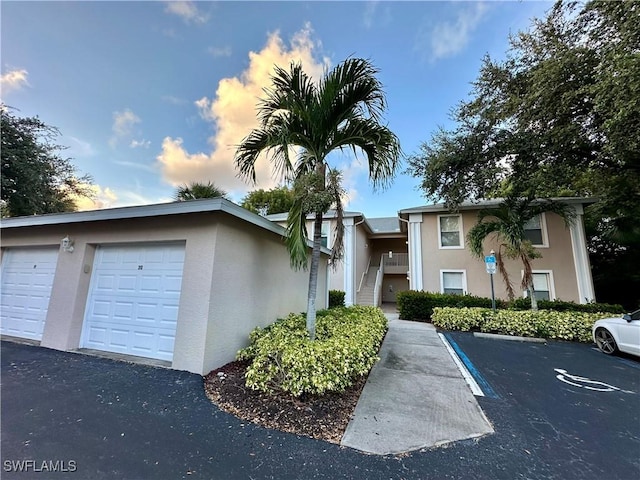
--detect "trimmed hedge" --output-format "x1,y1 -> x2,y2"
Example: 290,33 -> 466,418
396,291 -> 499,321
237,305 -> 387,397
509,297 -> 624,314
328,290 -> 346,308
397,290 -> 624,321
431,307 -> 622,342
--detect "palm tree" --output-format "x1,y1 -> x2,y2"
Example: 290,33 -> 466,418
467,197 -> 575,310
235,58 -> 401,339
174,181 -> 227,201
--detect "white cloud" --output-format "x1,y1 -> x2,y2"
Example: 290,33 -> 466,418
422,2 -> 488,62
130,139 -> 151,149
157,24 -> 330,197
161,94 -> 188,106
110,109 -> 141,147
363,1 -> 379,29
363,1 -> 391,30
73,183 -> 173,211
164,1 -> 209,24
1,68 -> 29,95
208,46 -> 232,58
68,136 -> 96,157
72,184 -> 119,211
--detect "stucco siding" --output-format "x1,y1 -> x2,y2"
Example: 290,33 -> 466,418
354,224 -> 370,295
205,215 -> 327,374
1,208 -> 327,375
419,210 -> 582,302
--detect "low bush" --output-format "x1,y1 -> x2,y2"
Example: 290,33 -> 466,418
432,307 -> 621,342
237,305 -> 387,397
328,290 -> 346,309
509,297 -> 625,314
396,291 -> 501,321
397,290 -> 625,321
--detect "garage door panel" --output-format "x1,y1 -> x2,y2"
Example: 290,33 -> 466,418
81,243 -> 184,362
0,247 -> 58,340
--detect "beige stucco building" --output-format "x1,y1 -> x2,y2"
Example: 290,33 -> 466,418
0,199 -> 328,375
1,196 -> 595,373
269,197 -> 595,308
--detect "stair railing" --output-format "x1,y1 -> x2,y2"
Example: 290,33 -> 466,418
357,256 -> 371,293
373,254 -> 385,307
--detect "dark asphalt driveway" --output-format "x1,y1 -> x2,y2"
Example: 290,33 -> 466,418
2,337 -> 639,479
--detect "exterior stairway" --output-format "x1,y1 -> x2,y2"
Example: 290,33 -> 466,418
357,266 -> 379,306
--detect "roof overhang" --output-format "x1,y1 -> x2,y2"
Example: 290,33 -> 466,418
0,198 -> 331,255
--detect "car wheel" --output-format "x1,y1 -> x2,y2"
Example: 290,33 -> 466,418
595,328 -> 618,355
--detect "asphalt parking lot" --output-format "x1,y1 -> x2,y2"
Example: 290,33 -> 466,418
2,335 -> 639,480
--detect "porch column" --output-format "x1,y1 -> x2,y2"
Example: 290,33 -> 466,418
408,213 -> 423,291
343,217 -> 355,306
569,204 -> 595,303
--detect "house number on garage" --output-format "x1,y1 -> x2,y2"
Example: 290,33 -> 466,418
554,368 -> 634,393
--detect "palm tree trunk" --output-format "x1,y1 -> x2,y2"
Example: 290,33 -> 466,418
306,211 -> 324,340
528,279 -> 539,311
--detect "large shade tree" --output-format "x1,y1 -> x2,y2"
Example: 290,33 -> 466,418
241,186 -> 295,215
1,106 -> 92,216
467,197 -> 575,310
407,0 -> 640,309
235,58 -> 401,339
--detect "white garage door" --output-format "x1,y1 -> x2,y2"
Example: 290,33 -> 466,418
0,247 -> 59,340
81,243 -> 185,361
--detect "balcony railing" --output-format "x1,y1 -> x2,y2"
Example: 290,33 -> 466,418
382,252 -> 408,274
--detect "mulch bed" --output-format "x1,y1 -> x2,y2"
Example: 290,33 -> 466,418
203,360 -> 367,444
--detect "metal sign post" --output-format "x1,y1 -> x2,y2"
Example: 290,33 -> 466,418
485,251 -> 497,312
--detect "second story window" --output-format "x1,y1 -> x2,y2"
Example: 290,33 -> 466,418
524,214 -> 545,246
439,215 -> 462,248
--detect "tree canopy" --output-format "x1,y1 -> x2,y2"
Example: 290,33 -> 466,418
174,181 -> 227,201
406,0 -> 639,309
1,106 -> 92,217
407,0 -> 639,234
240,186 -> 294,215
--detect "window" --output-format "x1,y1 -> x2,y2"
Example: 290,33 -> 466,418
321,221 -> 330,248
439,215 -> 462,248
523,271 -> 554,301
441,270 -> 466,295
524,214 -> 546,246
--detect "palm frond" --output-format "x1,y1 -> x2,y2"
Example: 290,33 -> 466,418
326,169 -> 345,267
285,197 -> 309,270
466,220 -> 502,258
496,247 -> 516,301
329,118 -> 401,190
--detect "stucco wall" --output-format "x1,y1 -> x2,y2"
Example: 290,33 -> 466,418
354,223 -> 371,295
382,274 -> 410,303
418,210 -> 581,302
203,214 -> 327,374
1,210 -> 328,375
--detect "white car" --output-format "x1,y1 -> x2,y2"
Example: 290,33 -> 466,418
593,309 -> 640,357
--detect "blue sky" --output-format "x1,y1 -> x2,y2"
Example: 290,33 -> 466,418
1,0 -> 552,218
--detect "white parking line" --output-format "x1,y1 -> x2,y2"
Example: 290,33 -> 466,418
439,333 -> 485,397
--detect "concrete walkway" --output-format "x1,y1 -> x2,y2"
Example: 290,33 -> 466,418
341,316 -> 494,455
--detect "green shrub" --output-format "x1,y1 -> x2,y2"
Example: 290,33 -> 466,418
431,306 -> 621,342
430,307 -> 492,331
398,290 -> 625,322
236,305 -> 387,397
397,290 -> 502,321
509,297 -> 625,314
328,290 -> 346,309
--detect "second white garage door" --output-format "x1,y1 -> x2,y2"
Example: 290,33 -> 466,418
81,243 -> 185,361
